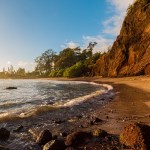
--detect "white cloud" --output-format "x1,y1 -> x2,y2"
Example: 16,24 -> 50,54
61,41 -> 79,49
82,35 -> 113,53
7,61 -> 12,65
103,0 -> 135,36
17,61 -> 35,72
107,0 -> 135,13
103,15 -> 123,36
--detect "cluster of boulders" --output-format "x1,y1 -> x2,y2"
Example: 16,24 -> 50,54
0,123 -> 150,149
35,128 -> 109,150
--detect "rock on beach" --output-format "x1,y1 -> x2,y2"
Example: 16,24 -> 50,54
65,131 -> 92,147
120,123 -> 150,150
36,129 -> 52,146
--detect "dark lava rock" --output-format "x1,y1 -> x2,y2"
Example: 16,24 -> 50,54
65,131 -> 92,147
36,129 -> 52,146
13,125 -> 23,132
93,117 -> 103,123
120,123 -> 150,149
54,120 -> 65,124
6,87 -> 17,90
92,129 -> 107,137
0,128 -> 10,141
43,139 -> 66,150
89,117 -> 103,125
0,145 -> 9,150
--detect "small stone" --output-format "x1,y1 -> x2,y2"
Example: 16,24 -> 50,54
36,129 -> 52,146
92,129 -> 107,137
93,117 -> 103,123
13,125 -> 23,132
0,128 -> 10,141
76,115 -> 82,119
54,120 -> 64,124
89,121 -> 94,126
43,139 -> 66,150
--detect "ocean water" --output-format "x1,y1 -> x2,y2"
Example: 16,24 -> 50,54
0,79 -> 114,149
0,79 -> 106,120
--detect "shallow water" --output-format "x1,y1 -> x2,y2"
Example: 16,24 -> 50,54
0,79 -> 106,120
0,79 -> 114,150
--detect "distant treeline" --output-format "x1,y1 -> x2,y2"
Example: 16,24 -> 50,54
0,66 -> 38,79
0,42 -> 106,79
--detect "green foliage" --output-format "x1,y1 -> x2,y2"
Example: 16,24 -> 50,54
49,70 -> 58,77
63,62 -> 84,77
92,52 -> 101,63
54,47 -> 80,70
56,69 -> 64,77
16,68 -> 25,76
35,49 -> 56,76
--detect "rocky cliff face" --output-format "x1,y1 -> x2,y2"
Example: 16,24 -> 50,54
93,0 -> 150,77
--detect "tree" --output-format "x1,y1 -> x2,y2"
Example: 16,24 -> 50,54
54,48 -> 80,70
7,65 -> 15,74
86,42 -> 97,58
35,49 -> 56,76
16,68 -> 26,76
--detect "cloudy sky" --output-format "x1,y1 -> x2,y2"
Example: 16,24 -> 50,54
0,0 -> 134,71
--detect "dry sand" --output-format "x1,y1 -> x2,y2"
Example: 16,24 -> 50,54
49,76 -> 150,135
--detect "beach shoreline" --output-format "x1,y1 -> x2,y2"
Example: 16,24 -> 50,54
42,76 -> 150,134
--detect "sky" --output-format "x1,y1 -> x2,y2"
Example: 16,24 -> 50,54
0,0 -> 134,71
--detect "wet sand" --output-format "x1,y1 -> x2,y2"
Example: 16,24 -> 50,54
65,76 -> 150,134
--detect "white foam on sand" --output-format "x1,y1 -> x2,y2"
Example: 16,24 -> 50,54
55,82 -> 114,108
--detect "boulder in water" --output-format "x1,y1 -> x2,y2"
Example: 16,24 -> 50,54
6,87 -> 17,90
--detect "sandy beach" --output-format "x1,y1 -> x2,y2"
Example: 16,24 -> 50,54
64,76 -> 150,134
